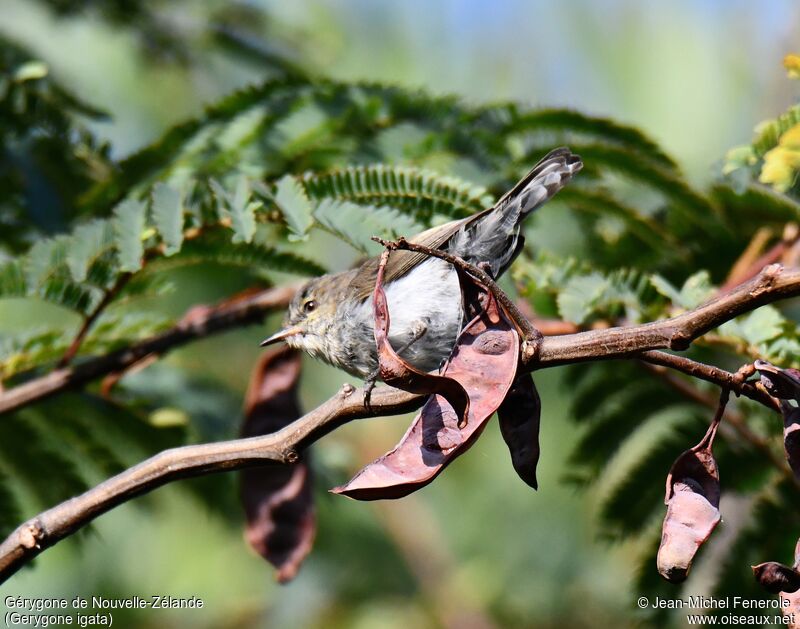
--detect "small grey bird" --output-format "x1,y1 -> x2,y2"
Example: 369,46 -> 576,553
262,148 -> 582,379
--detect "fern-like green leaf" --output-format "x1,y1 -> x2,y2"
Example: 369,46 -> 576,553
713,182 -> 800,225
0,259 -> 26,297
302,165 -> 492,222
151,182 -> 184,255
273,173 -> 314,239
67,220 -> 114,283
598,417 -> 704,537
210,177 -> 258,243
0,411 -> 89,507
558,143 -> 712,219
557,186 -> 674,254
113,198 -> 147,272
506,107 -> 678,171
752,105 -> 800,157
148,232 -> 326,277
314,199 -> 424,255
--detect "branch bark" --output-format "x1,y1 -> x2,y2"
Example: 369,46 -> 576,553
533,264 -> 799,365
0,384 -> 424,583
0,284 -> 299,416
1,263 -> 799,581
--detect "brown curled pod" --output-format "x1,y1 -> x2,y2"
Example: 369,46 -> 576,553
240,347 -> 315,583
755,360 -> 800,480
758,537 -> 800,623
497,372 -> 541,490
332,287 -> 519,500
657,392 -> 726,583
372,249 -> 470,426
753,562 -> 800,594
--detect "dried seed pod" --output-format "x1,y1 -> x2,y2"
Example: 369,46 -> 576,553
498,372 -> 541,489
753,562 -> 800,594
780,590 -> 800,628
372,249 -> 470,426
755,360 -> 800,479
240,347 -> 315,583
657,391 -> 726,583
332,287 -> 519,500
756,536 -> 800,621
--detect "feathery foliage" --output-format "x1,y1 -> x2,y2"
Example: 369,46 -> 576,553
3,23 -> 800,624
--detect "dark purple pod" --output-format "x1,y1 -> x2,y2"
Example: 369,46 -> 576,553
755,360 -> 800,480
240,347 -> 315,583
753,562 -> 800,594
498,372 -> 541,490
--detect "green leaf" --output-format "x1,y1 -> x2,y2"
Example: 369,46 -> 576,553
25,237 -> 67,287
314,199 -> 424,255
113,198 -> 147,272
650,271 -> 713,310
211,177 -> 258,243
273,174 -> 314,239
151,183 -> 184,255
735,306 -> 785,346
556,273 -> 609,324
506,107 -> 678,170
0,260 -> 26,296
149,231 -> 326,278
649,274 -> 683,305
752,105 -> 800,156
302,165 -> 492,222
565,143 -> 712,218
67,220 -> 113,283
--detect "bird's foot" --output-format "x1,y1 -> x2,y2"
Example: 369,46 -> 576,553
362,369 -> 379,410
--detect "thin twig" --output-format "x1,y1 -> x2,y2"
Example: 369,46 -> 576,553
0,284 -> 299,416
58,273 -> 132,367
638,350 -> 778,410
720,223 -> 799,292
698,387 -> 730,451
641,361 -> 789,477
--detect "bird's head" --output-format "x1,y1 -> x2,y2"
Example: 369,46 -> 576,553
260,276 -> 342,358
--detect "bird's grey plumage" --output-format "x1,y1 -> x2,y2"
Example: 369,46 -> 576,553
271,148 -> 583,379
448,146 -> 582,277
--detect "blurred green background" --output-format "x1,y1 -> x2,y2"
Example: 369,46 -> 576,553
1,1 -> 799,627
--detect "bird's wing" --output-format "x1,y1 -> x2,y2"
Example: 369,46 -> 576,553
349,147 -> 579,301
349,218 -> 471,301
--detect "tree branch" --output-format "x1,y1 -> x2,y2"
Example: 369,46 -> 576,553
533,264 -> 799,365
0,384 -> 424,583
2,263 -> 799,580
637,350 -> 778,410
0,284 -> 299,416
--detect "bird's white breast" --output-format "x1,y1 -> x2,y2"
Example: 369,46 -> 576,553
351,257 -> 463,372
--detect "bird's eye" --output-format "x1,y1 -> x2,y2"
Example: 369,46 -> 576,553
303,300 -> 317,314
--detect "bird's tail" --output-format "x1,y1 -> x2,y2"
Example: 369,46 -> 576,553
496,146 -> 583,219
449,147 -> 582,276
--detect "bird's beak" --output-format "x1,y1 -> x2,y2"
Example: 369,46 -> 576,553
260,326 -> 303,347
